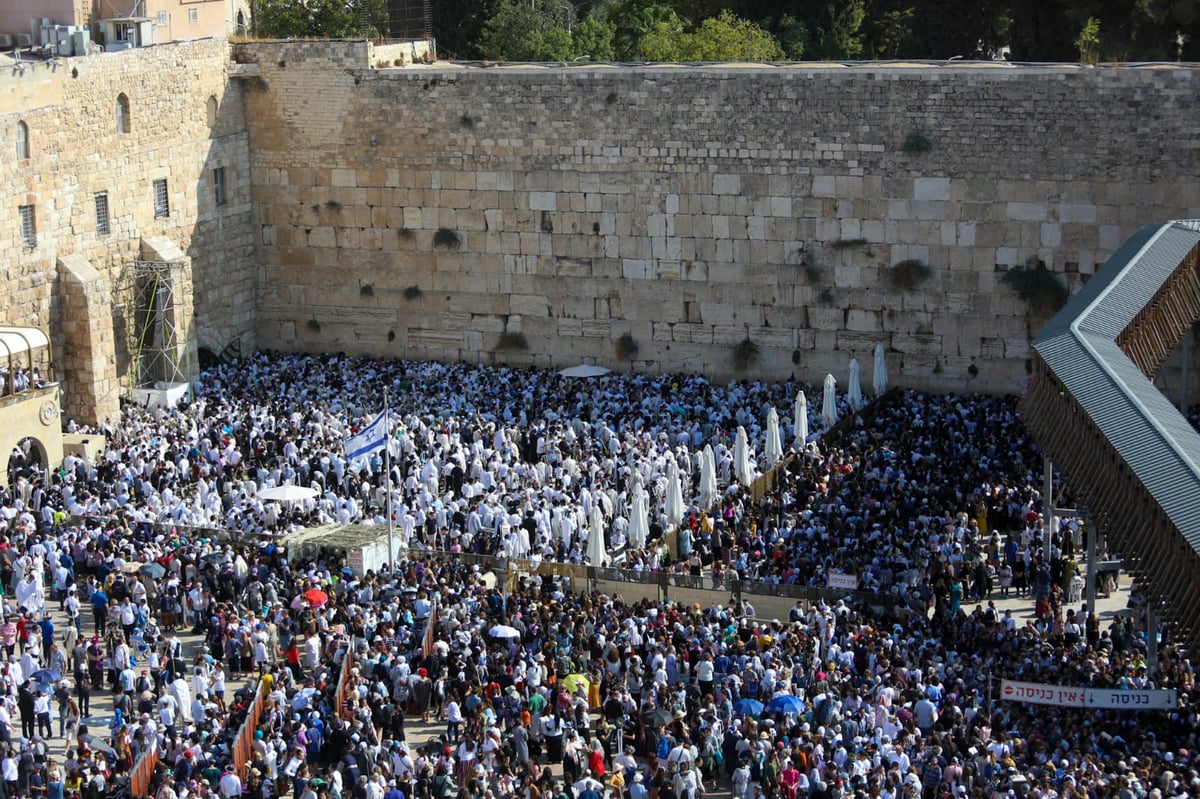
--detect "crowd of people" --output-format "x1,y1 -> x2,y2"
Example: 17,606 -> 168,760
0,352 -> 1188,799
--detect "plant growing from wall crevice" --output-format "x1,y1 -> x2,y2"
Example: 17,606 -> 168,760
306,318 -> 321,333
497,331 -> 529,351
433,228 -> 463,249
732,337 -> 760,372
900,130 -> 933,153
616,333 -> 639,360
403,285 -> 423,301
359,283 -> 374,298
1000,259 -> 1068,317
399,227 -> 415,241
889,259 -> 933,291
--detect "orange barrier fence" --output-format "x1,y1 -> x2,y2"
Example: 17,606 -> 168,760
129,744 -> 160,798
337,647 -> 357,721
231,679 -> 266,781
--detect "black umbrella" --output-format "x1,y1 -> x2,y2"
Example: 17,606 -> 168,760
80,734 -> 117,760
642,708 -> 674,727
140,562 -> 167,580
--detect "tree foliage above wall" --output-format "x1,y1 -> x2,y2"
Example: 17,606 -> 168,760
255,0 -> 389,38
428,0 -> 1200,63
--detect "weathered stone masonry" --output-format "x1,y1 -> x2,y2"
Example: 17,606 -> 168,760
237,43 -> 1200,393
5,39 -> 1200,427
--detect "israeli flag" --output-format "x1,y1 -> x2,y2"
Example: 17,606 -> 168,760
344,412 -> 388,461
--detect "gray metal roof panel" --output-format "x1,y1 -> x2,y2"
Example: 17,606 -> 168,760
1033,220 -> 1200,550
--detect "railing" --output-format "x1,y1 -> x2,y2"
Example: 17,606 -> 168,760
129,744 -> 160,798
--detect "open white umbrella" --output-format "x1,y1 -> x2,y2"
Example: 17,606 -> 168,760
848,358 -> 863,411
559,364 -> 611,378
794,391 -> 809,447
488,624 -> 520,639
258,484 -> 320,502
588,504 -> 608,567
665,455 -> 685,527
700,445 -> 718,508
734,426 -> 753,486
628,478 -> 649,549
764,407 -> 783,466
822,373 -> 839,428
873,343 -> 888,396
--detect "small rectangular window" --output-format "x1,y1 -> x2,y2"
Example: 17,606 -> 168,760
188,8 -> 198,22
153,178 -> 170,219
157,10 -> 167,26
213,167 -> 227,207
19,205 -> 36,248
95,192 -> 111,235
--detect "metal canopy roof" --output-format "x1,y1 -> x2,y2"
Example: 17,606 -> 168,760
1033,222 -> 1200,547
0,327 -> 49,361
1024,221 -> 1200,649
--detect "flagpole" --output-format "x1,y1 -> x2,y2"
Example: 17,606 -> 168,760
384,386 -> 395,575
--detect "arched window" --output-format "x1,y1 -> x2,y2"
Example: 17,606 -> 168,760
15,121 -> 29,160
206,96 -> 218,127
116,93 -> 130,134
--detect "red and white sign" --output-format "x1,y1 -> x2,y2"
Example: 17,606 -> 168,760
1001,680 -> 1178,711
826,570 -> 859,590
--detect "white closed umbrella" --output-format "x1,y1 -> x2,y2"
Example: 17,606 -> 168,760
734,426 -> 753,486
588,504 -> 608,567
700,445 -> 718,508
873,343 -> 888,396
628,478 -> 649,549
665,455 -> 685,527
764,407 -> 783,466
822,374 -> 838,428
794,391 -> 809,447
848,358 -> 863,411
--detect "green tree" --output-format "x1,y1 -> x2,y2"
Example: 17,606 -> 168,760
535,26 -> 578,59
640,9 -> 783,59
609,2 -> 685,59
255,0 -> 388,38
432,0 -> 503,58
572,16 -> 617,59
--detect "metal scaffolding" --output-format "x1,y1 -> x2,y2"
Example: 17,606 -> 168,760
112,260 -> 189,391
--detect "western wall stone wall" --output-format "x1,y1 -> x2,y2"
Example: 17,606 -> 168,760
238,42 -> 1200,394
0,38 -> 255,425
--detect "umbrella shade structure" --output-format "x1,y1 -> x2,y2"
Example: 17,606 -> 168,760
764,407 -> 783,466
80,734 -> 117,760
588,505 -> 608,568
733,698 -> 764,716
119,561 -> 143,574
665,456 -> 685,527
30,669 -> 61,685
822,374 -> 839,429
699,445 -> 718,508
642,708 -> 674,727
795,391 -> 809,447
559,364 -> 611,378
766,694 -> 805,714
304,588 -> 328,607
628,478 -> 649,549
562,673 -> 590,694
140,562 -> 167,580
488,624 -> 520,639
873,343 -> 888,396
259,484 -> 319,503
734,426 -> 753,486
848,358 -> 863,411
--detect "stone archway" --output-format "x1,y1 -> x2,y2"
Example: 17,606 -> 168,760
6,436 -> 48,487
